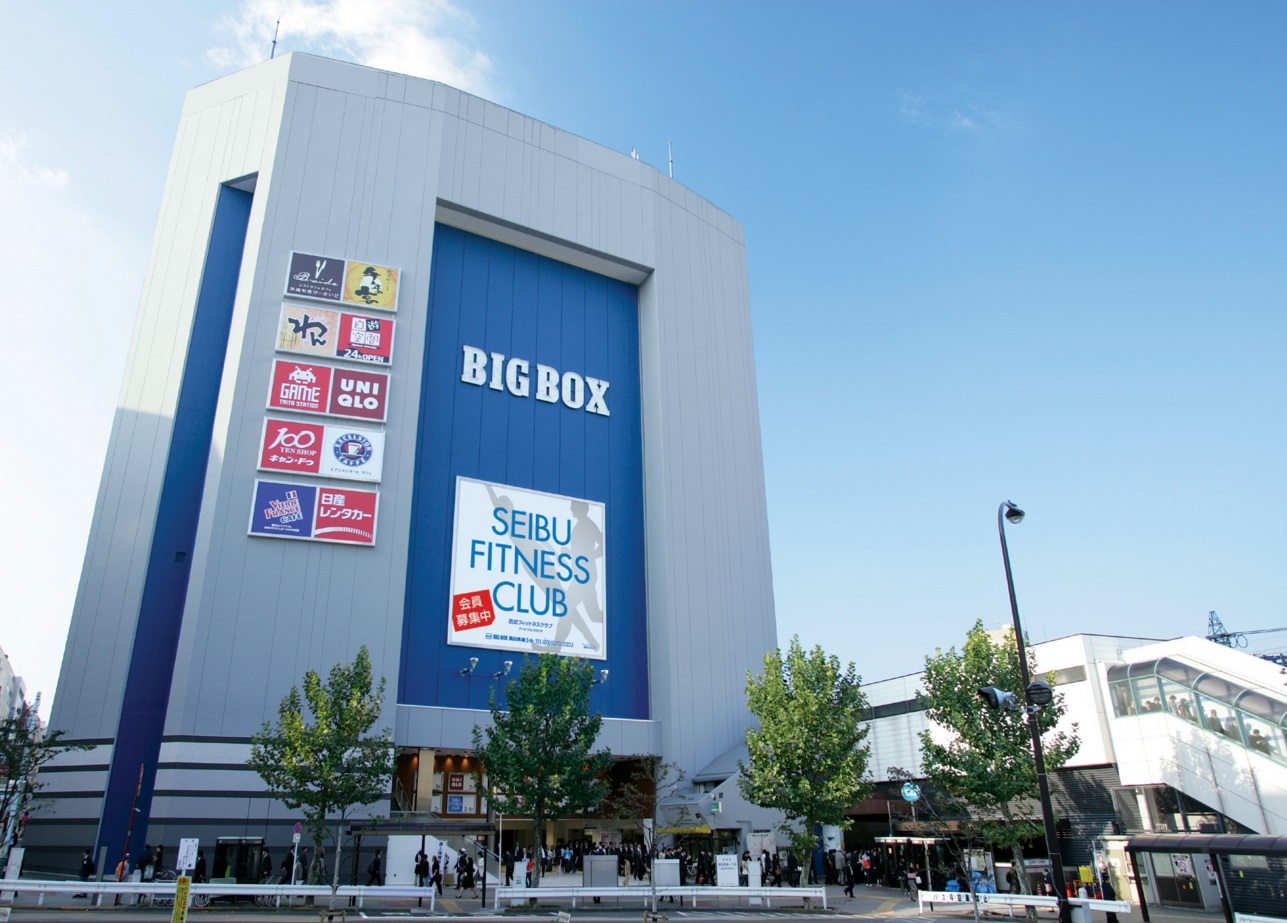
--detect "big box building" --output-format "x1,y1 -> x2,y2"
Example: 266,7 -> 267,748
30,55 -> 777,873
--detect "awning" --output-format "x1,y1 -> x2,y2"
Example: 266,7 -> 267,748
1126,832 -> 1287,857
875,836 -> 948,845
657,825 -> 714,835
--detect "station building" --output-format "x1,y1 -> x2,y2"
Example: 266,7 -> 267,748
28,54 -> 777,874
850,632 -> 1287,916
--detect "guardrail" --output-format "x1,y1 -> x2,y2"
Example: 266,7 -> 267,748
0,879 -> 436,912
917,890 -> 1131,917
493,884 -> 827,910
1234,915 -> 1287,923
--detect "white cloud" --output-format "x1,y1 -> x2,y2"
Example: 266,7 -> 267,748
207,0 -> 493,97
900,91 -> 1011,135
0,134 -> 70,188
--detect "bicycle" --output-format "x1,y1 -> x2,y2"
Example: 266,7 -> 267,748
255,874 -> 287,906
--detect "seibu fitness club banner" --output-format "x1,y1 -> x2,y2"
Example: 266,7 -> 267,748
248,480 -> 378,545
447,477 -> 606,660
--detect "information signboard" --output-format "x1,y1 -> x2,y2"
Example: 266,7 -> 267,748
258,418 -> 385,482
285,251 -> 400,312
267,360 -> 390,423
248,480 -> 379,546
276,305 -> 395,365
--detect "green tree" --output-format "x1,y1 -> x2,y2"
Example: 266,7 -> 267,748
737,636 -> 873,880
248,646 -> 394,905
0,700 -> 92,867
917,620 -> 1079,901
472,654 -> 613,888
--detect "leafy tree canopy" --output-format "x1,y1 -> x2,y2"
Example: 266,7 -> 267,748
738,636 -> 872,863
472,654 -> 613,886
249,645 -> 393,898
917,620 -> 1079,877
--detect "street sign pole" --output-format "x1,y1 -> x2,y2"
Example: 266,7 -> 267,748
291,823 -> 303,886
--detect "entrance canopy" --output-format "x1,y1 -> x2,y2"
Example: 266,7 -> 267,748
1127,832 -> 1287,856
1125,832 -> 1287,923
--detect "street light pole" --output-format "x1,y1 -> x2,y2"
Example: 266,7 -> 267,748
998,501 -> 1070,923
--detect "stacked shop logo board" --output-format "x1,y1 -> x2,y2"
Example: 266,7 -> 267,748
248,251 -> 399,547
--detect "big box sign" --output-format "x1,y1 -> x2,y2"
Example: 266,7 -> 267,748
400,226 -> 647,718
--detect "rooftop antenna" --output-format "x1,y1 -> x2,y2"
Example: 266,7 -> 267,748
630,147 -> 639,161
270,19 -> 281,59
668,139 -> 673,178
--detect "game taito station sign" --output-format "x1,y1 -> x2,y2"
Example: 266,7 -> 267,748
447,477 -> 606,659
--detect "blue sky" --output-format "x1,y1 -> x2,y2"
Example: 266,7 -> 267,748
3,1 -> 1285,708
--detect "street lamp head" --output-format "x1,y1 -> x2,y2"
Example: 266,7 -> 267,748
1003,502 -> 1025,525
1025,680 -> 1055,708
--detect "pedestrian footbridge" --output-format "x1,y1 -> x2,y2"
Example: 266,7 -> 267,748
1106,639 -> 1287,834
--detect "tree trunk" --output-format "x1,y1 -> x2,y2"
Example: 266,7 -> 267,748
329,820 -> 344,911
648,837 -> 657,914
966,872 -> 982,923
1000,803 -> 1036,923
528,817 -> 543,906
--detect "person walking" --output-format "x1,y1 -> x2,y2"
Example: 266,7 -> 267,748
258,848 -> 273,883
365,849 -> 383,886
1101,875 -> 1120,923
843,851 -> 855,897
114,853 -> 130,906
456,856 -> 478,898
75,849 -> 95,897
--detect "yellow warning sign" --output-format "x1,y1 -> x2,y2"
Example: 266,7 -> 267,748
171,875 -> 191,923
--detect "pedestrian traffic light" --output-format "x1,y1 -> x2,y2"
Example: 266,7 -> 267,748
978,686 -> 1019,711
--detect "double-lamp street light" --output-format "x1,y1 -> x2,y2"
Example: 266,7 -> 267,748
993,501 -> 1071,923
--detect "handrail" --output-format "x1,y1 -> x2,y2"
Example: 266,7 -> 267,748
492,884 -> 827,910
917,890 -> 1131,914
0,878 -> 437,912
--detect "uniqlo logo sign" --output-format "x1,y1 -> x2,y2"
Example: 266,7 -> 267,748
328,368 -> 389,421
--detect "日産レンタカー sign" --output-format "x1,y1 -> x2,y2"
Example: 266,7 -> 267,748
258,418 -> 385,482
285,251 -> 400,312
276,304 -> 395,365
248,480 -> 379,546
266,359 -> 390,423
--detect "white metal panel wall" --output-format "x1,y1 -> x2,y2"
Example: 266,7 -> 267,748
52,53 -> 777,804
48,63 -> 291,742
